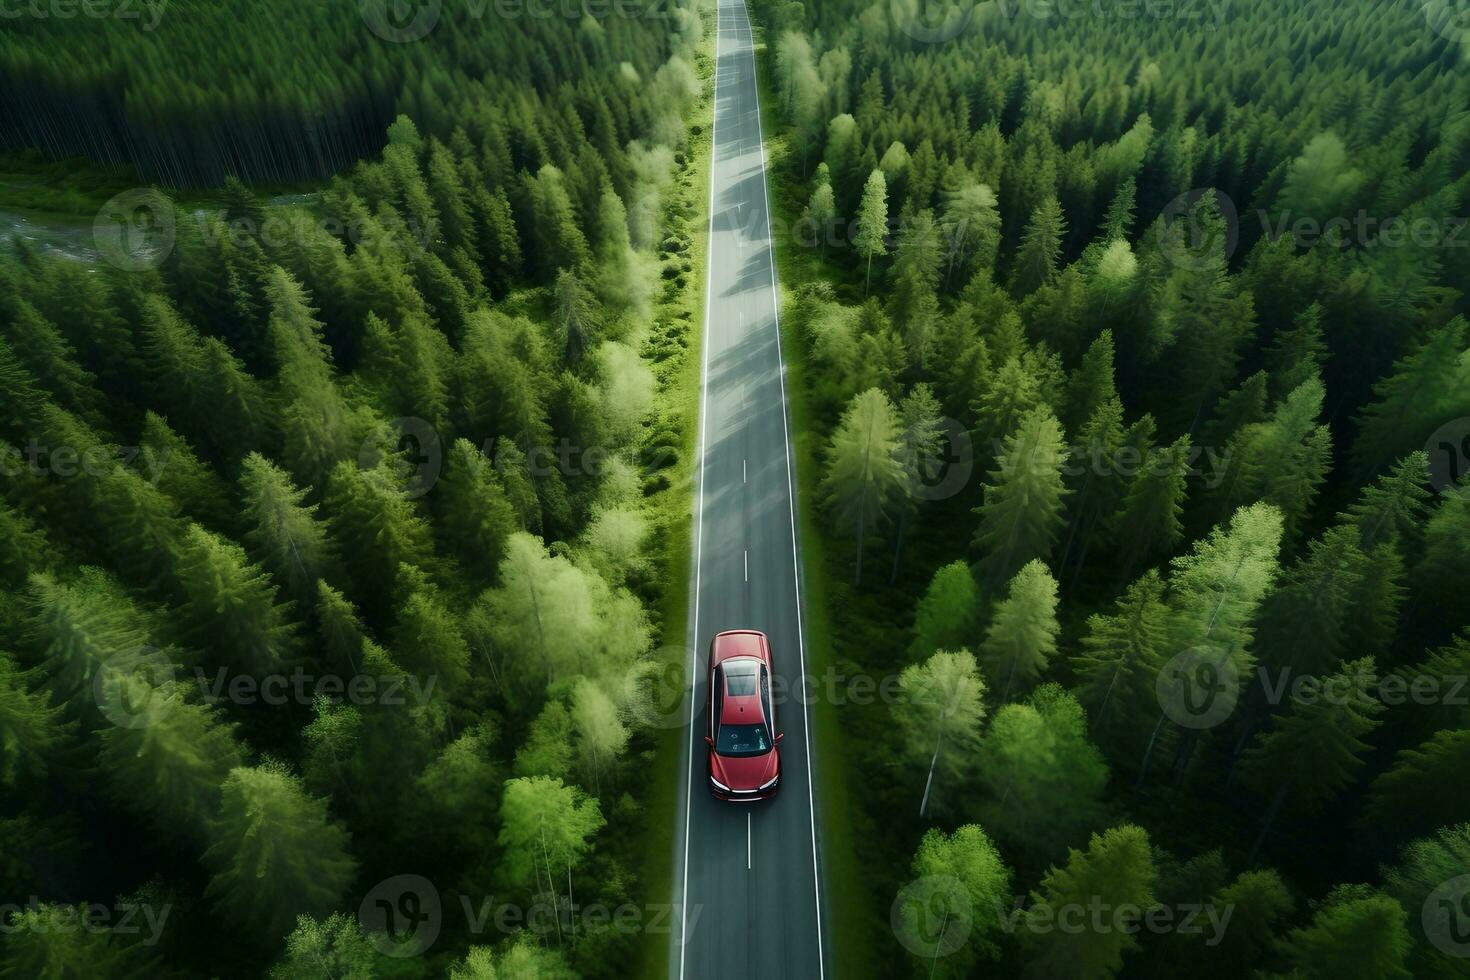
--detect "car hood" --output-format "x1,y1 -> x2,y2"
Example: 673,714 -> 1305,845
711,749 -> 779,790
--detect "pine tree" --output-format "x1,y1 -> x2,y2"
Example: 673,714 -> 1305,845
1265,302 -> 1328,399
897,825 -> 1012,977
325,459 -> 434,615
1019,825 -> 1156,980
972,407 -> 1070,589
526,165 -> 592,273
940,181 -> 1001,286
1365,729 -> 1470,840
240,453 -> 337,607
98,676 -> 243,841
1071,570 -> 1169,746
1009,196 -> 1066,297
1274,885 -> 1411,980
979,560 -> 1060,701
1383,823 -> 1470,980
392,570 -> 471,689
23,568 -> 155,715
1239,657 -> 1384,862
204,762 -> 357,942
554,267 -> 602,365
802,170 -> 837,260
268,268 -> 355,486
435,439 -> 517,583
890,384 -> 944,581
976,685 -> 1109,863
855,169 -> 889,294
820,388 -> 907,586
1112,435 -> 1190,579
1353,316 -> 1470,475
175,524 -> 298,675
1138,503 -> 1283,785
894,649 -> 987,816
1064,330 -> 1117,432
1254,525 -> 1369,675
909,561 -> 982,659
1344,451 -> 1430,549
1200,869 -> 1294,979
0,652 -> 64,785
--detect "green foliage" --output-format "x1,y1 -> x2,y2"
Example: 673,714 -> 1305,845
977,685 -> 1109,863
894,649 -> 987,816
204,762 -> 357,943
979,560 -> 1060,702
900,825 -> 1012,975
1273,884 -> 1412,980
1019,825 -> 1156,980
909,561 -> 982,659
971,408 -> 1069,590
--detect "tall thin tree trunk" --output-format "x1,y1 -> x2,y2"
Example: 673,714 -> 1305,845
919,728 -> 944,816
890,509 -> 908,585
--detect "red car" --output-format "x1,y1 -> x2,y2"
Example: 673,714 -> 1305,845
705,630 -> 783,801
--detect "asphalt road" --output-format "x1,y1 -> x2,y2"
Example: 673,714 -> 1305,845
671,0 -> 829,975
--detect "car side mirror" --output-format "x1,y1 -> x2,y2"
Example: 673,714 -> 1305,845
775,732 -> 785,744
704,736 -> 715,748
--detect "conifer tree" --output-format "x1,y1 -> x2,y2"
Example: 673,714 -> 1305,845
174,524 -> 298,675
1274,885 -> 1411,980
894,649 -> 987,816
909,561 -> 982,659
1009,196 -> 1066,297
204,762 -> 357,942
1239,657 -> 1384,861
972,407 -> 1069,589
979,560 -> 1061,702
976,685 -> 1109,862
1019,825 -> 1156,980
855,169 -> 889,294
820,388 -> 907,586
1071,570 -> 1169,746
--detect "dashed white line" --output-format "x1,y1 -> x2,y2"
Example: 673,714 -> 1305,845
747,813 -> 752,870
739,0 -> 827,975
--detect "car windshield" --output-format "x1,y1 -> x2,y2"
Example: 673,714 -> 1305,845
716,723 -> 771,757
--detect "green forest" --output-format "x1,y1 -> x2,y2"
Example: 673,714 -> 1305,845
4,0 -> 1470,975
0,0 -> 709,976
757,0 -> 1470,975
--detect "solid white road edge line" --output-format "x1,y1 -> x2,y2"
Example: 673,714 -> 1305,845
678,1 -> 721,975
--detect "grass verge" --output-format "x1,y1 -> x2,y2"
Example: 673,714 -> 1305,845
633,6 -> 717,978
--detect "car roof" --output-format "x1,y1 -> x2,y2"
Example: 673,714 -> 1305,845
716,658 -> 768,725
